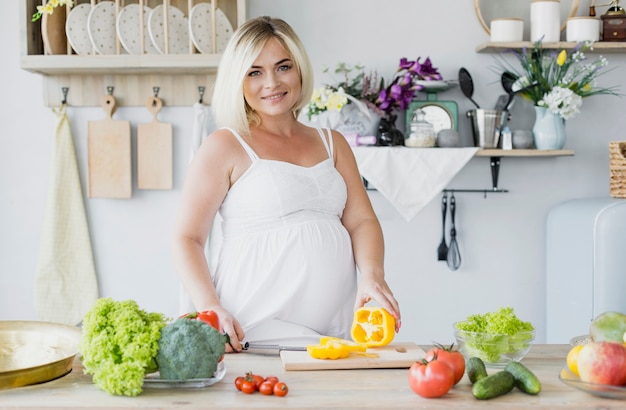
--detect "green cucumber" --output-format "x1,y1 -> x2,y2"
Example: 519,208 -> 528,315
471,371 -> 515,400
466,357 -> 488,384
505,361 -> 542,395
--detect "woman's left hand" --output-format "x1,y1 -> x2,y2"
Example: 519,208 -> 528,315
354,275 -> 401,333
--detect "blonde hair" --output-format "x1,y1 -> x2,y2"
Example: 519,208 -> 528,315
211,16 -> 314,136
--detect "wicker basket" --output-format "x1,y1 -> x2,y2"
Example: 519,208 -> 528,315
610,141 -> 626,198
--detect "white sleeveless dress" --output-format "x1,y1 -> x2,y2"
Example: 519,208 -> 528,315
212,128 -> 357,345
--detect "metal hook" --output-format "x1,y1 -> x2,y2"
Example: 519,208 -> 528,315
106,86 -> 114,96
61,87 -> 69,105
198,86 -> 205,104
153,86 -> 160,97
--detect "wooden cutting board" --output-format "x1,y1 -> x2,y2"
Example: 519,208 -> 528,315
87,95 -> 131,198
137,96 -> 173,190
280,342 -> 425,371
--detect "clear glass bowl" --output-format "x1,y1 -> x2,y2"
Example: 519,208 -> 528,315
453,322 -> 535,368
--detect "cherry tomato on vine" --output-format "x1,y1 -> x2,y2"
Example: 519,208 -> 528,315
274,382 -> 289,397
241,379 -> 256,394
259,381 -> 275,395
424,343 -> 466,385
234,376 -> 244,391
408,357 -> 455,398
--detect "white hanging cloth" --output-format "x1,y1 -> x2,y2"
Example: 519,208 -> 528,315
178,102 -> 219,315
34,105 -> 98,325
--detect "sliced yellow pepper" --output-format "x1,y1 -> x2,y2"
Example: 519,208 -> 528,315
307,336 -> 367,360
350,307 -> 396,347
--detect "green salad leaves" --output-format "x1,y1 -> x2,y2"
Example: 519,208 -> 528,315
455,307 -> 535,363
79,298 -> 167,396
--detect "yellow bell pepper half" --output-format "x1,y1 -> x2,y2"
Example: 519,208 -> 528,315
350,307 -> 396,347
306,337 -> 367,360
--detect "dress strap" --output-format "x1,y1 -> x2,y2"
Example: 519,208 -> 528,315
223,127 -> 259,161
316,128 -> 334,159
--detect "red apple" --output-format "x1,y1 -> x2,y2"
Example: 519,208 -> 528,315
577,341 -> 626,386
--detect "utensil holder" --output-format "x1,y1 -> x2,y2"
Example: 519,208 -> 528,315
467,109 -> 507,148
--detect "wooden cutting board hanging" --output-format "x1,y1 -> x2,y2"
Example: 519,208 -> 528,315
137,96 -> 173,190
87,94 -> 131,198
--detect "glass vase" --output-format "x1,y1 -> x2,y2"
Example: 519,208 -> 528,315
533,106 -> 566,150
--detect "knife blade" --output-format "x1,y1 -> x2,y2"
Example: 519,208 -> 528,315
242,342 -> 307,353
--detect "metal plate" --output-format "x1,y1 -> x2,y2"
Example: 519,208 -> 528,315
0,321 -> 82,389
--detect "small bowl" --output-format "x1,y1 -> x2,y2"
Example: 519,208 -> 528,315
454,322 -> 535,368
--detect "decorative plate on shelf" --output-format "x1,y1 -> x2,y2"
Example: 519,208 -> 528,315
87,1 -> 120,55
148,5 -> 190,55
65,3 -> 92,55
143,361 -> 226,389
188,3 -> 234,54
559,367 -> 626,400
117,4 -> 158,55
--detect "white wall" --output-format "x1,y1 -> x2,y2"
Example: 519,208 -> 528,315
2,0 -> 624,345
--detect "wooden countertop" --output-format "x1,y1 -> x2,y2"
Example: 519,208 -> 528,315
0,344 -> 624,409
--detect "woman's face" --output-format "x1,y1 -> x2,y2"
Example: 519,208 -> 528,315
243,37 -> 301,119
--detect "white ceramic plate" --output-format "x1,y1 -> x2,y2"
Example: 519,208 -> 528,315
65,3 -> 92,55
188,3 -> 234,54
117,4 -> 158,55
143,361 -> 226,389
148,5 -> 189,55
87,1 -> 119,55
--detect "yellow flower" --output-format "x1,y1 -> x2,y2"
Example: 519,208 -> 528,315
326,92 -> 348,112
557,50 -> 567,66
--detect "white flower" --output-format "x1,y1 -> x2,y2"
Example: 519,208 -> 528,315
539,86 -> 583,120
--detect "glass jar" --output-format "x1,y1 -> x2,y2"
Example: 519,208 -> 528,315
406,109 -> 436,148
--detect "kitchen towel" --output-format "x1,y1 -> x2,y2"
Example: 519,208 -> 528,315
352,147 -> 479,221
179,102 -> 219,315
34,105 -> 98,325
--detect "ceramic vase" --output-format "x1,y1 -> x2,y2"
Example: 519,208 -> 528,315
41,8 -> 68,55
533,106 -> 566,150
311,102 -> 380,138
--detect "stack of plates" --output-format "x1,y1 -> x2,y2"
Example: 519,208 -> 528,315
65,1 -> 234,56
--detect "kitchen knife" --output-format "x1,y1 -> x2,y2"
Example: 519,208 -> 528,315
242,342 -> 307,355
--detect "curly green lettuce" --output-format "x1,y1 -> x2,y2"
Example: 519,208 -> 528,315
455,307 -> 535,363
79,298 -> 167,396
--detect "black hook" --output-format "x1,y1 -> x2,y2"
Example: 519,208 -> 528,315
198,86 -> 205,104
153,86 -> 160,97
61,87 -> 69,105
106,86 -> 114,96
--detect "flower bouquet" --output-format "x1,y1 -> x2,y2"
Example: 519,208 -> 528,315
497,40 -> 619,120
32,0 -> 73,22
306,58 -> 442,145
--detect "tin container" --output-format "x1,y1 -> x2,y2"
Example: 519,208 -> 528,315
531,0 -> 561,42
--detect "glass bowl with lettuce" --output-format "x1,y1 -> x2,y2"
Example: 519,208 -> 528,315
454,307 -> 535,368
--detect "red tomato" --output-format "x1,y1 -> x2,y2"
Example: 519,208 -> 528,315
241,380 -> 256,394
248,373 -> 264,390
425,343 -> 466,385
408,358 -> 455,398
179,310 -> 220,330
259,381 -> 274,395
234,376 -> 245,391
264,376 -> 279,384
273,382 -> 289,397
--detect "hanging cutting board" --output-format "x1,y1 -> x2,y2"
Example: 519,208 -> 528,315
137,96 -> 173,190
280,342 -> 425,371
87,95 -> 131,198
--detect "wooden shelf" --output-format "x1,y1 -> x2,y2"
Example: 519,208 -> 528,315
476,41 -> 626,53
19,0 -> 246,106
476,149 -> 575,157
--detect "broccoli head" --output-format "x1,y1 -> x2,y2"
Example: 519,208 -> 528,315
156,318 -> 229,380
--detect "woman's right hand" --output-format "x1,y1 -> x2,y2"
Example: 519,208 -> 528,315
212,306 -> 245,352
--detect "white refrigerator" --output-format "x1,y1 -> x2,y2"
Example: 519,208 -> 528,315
546,197 -> 626,343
